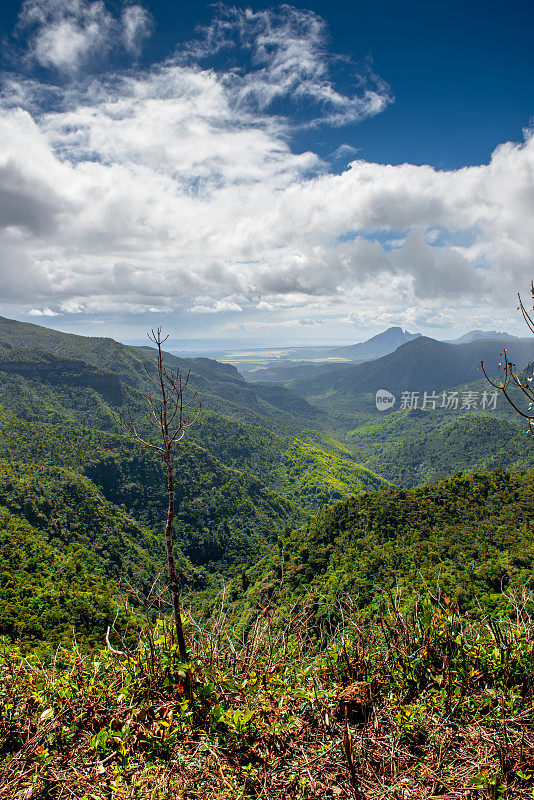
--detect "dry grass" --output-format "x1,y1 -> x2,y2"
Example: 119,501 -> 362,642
1,597 -> 534,799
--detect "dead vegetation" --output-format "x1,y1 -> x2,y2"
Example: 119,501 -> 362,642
1,594 -> 534,799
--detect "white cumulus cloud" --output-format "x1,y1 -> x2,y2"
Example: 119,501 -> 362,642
0,1 -> 532,338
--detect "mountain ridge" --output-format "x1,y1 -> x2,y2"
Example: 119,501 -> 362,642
446,329 -> 517,344
285,334 -> 534,411
0,316 -> 322,429
326,325 -> 422,360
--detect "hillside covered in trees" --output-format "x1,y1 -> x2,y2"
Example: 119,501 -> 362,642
237,469 -> 534,623
2,317 -> 534,798
2,316 -> 534,650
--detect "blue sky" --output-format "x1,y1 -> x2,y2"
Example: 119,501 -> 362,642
0,0 -> 533,348
140,0 -> 534,169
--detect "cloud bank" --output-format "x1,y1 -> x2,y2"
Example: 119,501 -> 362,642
0,0 -> 533,337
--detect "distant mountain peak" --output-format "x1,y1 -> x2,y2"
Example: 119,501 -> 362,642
447,330 -> 517,345
327,326 -> 422,361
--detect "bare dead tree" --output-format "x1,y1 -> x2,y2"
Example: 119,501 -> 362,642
117,327 -> 200,661
481,282 -> 534,433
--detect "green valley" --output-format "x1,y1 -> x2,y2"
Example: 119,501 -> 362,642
2,316 -> 534,799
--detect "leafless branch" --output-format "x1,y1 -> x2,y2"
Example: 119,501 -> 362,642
481,290 -> 534,432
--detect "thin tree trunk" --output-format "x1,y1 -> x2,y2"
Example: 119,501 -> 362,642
164,451 -> 188,661
116,326 -> 199,661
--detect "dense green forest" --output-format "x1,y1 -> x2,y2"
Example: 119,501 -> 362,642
348,408 -> 534,485
0,410 -> 309,649
2,317 -> 534,798
0,341 -> 387,508
0,502 -> 131,649
237,469 -> 534,622
0,317 -> 321,431
0,323 -> 383,649
2,316 -> 534,654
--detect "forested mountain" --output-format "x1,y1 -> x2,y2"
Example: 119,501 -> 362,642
0,350 -> 387,511
285,335 -> 534,411
2,313 -> 534,655
0,317 -> 320,429
344,403 -> 534,485
3,315 -> 534,799
239,469 -> 534,621
0,409 -> 310,649
0,406 -> 303,571
0,316 -> 390,649
0,502 -> 132,648
0,456 -> 173,650
355,414 -> 534,486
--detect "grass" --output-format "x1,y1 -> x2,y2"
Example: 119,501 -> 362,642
1,594 -> 534,799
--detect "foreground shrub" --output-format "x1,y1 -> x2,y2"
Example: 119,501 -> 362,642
1,595 -> 534,799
